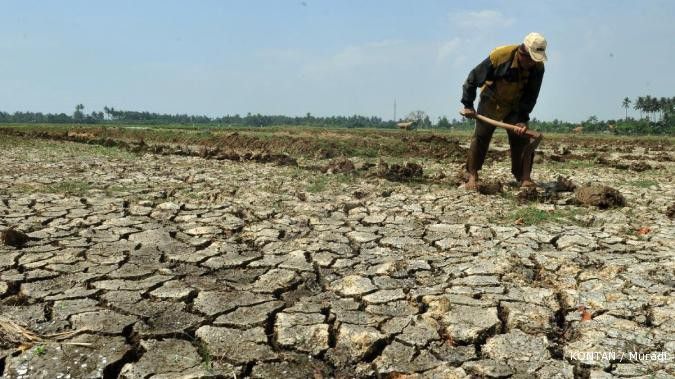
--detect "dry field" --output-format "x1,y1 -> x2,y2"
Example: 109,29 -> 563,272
0,126 -> 673,378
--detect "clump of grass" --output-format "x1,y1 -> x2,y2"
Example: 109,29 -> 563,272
559,159 -> 597,169
34,345 -> 46,356
87,145 -> 136,160
196,340 -> 213,371
307,175 -> 329,193
626,179 -> 658,188
334,173 -> 357,185
44,180 -> 91,196
509,206 -> 588,226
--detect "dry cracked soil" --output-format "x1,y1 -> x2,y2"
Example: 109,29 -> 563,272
0,133 -> 673,379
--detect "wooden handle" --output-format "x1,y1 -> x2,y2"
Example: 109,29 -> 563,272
460,112 -> 542,139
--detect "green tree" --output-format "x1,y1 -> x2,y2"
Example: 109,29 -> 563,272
437,116 -> 450,129
622,97 -> 631,121
634,96 -> 645,120
73,104 -> 85,123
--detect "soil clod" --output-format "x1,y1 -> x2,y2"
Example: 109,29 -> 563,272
323,157 -> 356,174
1,228 -> 29,248
666,203 -> 675,219
376,161 -> 423,181
575,184 -> 626,209
477,180 -> 503,195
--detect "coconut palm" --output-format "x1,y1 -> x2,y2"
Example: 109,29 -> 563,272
634,96 -> 645,119
622,97 -> 631,121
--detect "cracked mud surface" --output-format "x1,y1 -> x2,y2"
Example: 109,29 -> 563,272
0,134 -> 673,378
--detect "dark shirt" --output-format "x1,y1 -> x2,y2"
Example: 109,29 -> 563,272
461,44 -> 545,123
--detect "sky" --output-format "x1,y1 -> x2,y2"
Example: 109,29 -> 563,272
1,0 -> 673,123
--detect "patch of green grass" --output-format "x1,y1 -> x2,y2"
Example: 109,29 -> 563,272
34,345 -> 46,356
196,340 -> 213,371
86,145 -> 136,160
104,185 -> 128,195
44,180 -> 91,196
508,206 -> 588,226
559,159 -> 597,169
626,179 -> 658,188
307,175 -> 329,193
334,173 -> 357,185
12,183 -> 39,193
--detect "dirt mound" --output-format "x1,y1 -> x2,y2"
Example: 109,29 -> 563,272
667,204 -> 675,219
597,157 -> 652,172
1,228 -> 29,247
551,176 -> 577,192
240,152 -> 298,166
612,161 -> 652,172
575,184 -> 626,209
654,153 -> 674,162
418,134 -> 455,144
477,180 -> 503,195
518,178 -> 574,204
198,146 -> 220,158
403,134 -> 467,161
553,144 -> 572,155
628,162 -> 652,172
485,149 -> 509,162
517,186 -> 539,203
323,157 -> 356,174
376,161 -> 423,181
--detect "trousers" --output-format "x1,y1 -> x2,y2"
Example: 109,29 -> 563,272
466,99 -> 534,181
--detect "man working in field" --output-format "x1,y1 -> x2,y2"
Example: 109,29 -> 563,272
460,32 -> 547,190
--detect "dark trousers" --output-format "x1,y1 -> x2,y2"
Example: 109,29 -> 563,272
466,100 -> 534,181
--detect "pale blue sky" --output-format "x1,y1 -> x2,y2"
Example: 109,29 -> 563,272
1,0 -> 673,122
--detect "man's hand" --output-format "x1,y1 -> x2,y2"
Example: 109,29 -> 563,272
461,108 -> 477,119
515,122 -> 528,136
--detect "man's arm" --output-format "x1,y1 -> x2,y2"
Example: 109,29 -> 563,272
461,57 -> 494,109
517,66 -> 545,123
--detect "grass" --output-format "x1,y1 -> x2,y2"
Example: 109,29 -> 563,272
44,180 -> 91,196
306,175 -> 329,193
625,179 -> 659,188
0,134 -> 135,160
33,345 -> 46,356
507,205 -> 588,226
196,340 -> 214,371
546,159 -> 597,170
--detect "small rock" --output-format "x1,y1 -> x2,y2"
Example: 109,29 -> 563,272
442,305 -> 500,343
334,324 -> 385,362
331,275 -> 377,296
275,313 -> 329,355
362,289 -> 405,304
482,329 -> 550,363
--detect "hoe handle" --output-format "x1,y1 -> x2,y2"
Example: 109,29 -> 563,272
461,112 -> 542,139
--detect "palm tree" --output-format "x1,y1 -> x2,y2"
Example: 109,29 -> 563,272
634,96 -> 644,119
622,97 -> 631,121
74,104 -> 85,123
658,97 -> 668,122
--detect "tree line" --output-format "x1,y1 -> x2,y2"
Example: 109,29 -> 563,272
0,105 -> 397,129
0,96 -> 672,134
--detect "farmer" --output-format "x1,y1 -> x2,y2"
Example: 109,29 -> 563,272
460,32 -> 547,190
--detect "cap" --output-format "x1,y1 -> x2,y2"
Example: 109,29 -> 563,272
524,32 -> 547,62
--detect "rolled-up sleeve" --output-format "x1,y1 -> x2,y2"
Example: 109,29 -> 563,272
461,57 -> 494,109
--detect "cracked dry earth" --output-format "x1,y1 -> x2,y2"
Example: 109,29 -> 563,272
0,135 -> 674,379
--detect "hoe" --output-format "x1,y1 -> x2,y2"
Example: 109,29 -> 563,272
460,111 -> 543,177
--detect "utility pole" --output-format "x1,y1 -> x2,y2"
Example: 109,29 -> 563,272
393,99 -> 397,122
